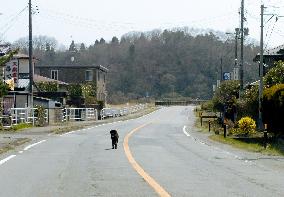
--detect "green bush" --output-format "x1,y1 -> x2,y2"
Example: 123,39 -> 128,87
237,85 -> 259,120
201,100 -> 214,111
36,81 -> 58,92
212,80 -> 239,121
11,123 -> 33,131
263,84 -> 284,135
35,105 -> 46,127
232,117 -> 256,136
68,83 -> 82,97
264,61 -> 284,87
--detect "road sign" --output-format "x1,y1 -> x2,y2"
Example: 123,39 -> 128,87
223,72 -> 231,80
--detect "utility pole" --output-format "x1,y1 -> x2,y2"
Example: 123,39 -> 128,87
220,57 -> 223,82
258,4 -> 265,130
240,0 -> 244,93
28,0 -> 33,108
234,28 -> 239,68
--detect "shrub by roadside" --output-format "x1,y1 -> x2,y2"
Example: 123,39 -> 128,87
232,117 -> 256,137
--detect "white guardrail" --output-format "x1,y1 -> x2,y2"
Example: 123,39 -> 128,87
62,108 -> 98,122
100,104 -> 147,119
1,104 -> 147,126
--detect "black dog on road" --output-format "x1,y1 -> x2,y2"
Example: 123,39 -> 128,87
110,130 -> 119,149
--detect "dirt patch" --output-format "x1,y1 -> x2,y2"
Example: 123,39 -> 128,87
52,125 -> 85,134
0,138 -> 31,154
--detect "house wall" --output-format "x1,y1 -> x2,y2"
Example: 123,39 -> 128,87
96,70 -> 106,101
35,66 -> 107,102
15,95 -> 29,108
36,67 -> 97,84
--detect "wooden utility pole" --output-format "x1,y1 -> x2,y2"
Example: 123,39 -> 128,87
29,0 -> 33,108
220,57 -> 223,82
258,4 -> 265,130
240,0 -> 244,92
234,28 -> 239,68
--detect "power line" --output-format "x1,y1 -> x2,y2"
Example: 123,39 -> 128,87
37,7 -> 238,33
264,16 -> 277,50
0,6 -> 28,41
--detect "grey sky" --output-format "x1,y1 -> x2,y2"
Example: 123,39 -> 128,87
1,0 -> 284,48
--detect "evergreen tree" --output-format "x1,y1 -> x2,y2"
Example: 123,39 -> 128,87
99,38 -> 106,44
69,40 -> 76,52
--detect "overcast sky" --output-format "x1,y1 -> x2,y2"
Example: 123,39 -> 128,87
1,0 -> 284,48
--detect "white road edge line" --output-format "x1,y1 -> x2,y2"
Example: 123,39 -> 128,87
183,126 -> 190,137
23,140 -> 46,151
183,126 -> 253,165
0,155 -> 16,166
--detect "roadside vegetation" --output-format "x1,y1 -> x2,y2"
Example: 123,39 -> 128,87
195,61 -> 284,156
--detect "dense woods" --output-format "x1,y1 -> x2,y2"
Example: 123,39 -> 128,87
13,29 -> 260,102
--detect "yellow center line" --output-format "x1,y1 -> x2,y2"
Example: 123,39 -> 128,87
123,123 -> 171,197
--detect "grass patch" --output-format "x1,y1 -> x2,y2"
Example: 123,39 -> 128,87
11,123 -> 33,131
0,123 -> 34,133
0,138 -> 31,154
210,135 -> 284,156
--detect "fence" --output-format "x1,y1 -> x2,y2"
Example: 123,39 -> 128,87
3,107 -> 49,126
100,104 -> 147,119
1,104 -> 146,126
62,108 -> 98,122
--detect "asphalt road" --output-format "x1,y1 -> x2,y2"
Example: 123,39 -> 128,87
0,106 -> 283,197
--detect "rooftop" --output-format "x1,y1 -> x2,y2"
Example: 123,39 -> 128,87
36,64 -> 109,72
264,44 -> 284,55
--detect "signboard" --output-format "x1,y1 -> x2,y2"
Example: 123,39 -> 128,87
223,72 -> 231,80
18,73 -> 30,79
5,60 -> 18,87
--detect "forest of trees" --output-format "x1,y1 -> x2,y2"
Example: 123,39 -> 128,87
12,29 -> 260,102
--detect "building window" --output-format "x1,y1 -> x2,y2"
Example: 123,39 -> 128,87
85,70 -> 93,81
51,70 -> 58,80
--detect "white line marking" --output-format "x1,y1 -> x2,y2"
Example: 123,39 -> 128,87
182,125 -> 253,165
0,155 -> 16,165
23,140 -> 46,151
18,151 -> 23,154
183,126 -> 190,137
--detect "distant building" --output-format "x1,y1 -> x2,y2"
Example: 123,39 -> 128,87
253,44 -> 284,73
34,64 -> 108,102
2,54 -> 67,111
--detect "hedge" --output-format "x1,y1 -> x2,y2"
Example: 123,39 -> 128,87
263,84 -> 284,135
